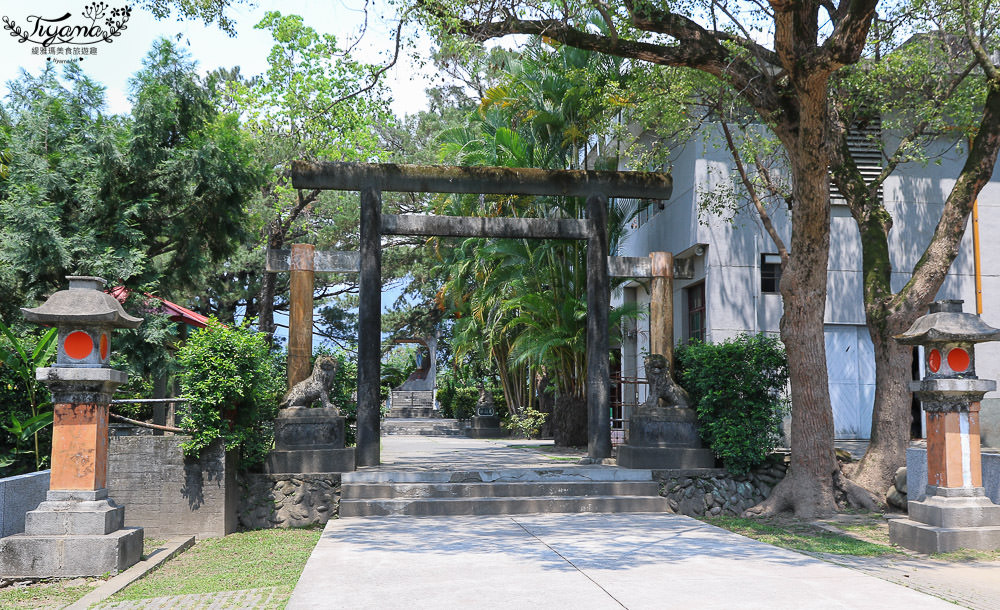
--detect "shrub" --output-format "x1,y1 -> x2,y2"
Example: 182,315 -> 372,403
437,381 -> 457,418
676,333 -> 789,475
452,387 -> 478,420
504,408 -> 547,439
176,319 -> 283,468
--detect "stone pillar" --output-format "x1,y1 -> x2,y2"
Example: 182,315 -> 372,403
649,251 -> 674,371
890,300 -> 1000,554
288,243 -> 316,389
586,193 -> 611,461
357,187 -> 382,466
0,277 -> 144,578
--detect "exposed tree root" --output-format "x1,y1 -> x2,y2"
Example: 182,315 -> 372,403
847,449 -> 902,503
743,463 -> 880,519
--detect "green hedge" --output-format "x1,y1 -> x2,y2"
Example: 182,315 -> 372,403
676,334 -> 789,475
177,320 -> 283,468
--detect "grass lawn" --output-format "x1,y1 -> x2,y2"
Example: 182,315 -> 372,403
0,538 -> 170,608
105,527 -> 322,608
0,577 -> 101,608
703,514 -> 902,557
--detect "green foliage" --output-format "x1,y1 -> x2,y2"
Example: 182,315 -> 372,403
430,40 -> 644,439
176,320 -> 283,468
0,47 -> 263,324
504,407 -> 547,439
0,412 -> 54,470
676,334 -> 789,475
380,346 -> 418,403
0,320 -> 56,473
452,386 -> 479,420
437,379 -> 458,418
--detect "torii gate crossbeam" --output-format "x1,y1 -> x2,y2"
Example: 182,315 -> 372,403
291,161 -> 672,466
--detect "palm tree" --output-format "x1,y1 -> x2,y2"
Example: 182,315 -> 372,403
433,39 -> 645,445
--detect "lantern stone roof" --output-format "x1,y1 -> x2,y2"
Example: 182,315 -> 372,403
895,300 -> 1000,345
21,276 -> 143,329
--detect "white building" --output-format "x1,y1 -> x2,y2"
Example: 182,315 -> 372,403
613,124 -> 1000,445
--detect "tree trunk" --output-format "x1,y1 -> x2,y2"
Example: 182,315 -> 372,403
258,222 -> 283,343
748,77 -> 840,518
553,394 -> 587,447
849,310 -> 917,495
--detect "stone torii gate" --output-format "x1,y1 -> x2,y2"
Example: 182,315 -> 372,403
291,161 -> 672,466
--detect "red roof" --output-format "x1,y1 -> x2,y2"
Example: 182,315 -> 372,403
108,286 -> 209,329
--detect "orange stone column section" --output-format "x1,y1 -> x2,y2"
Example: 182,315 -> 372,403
925,408 -> 983,489
49,403 -> 109,491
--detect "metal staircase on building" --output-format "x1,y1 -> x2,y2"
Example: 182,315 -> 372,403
339,467 -> 668,517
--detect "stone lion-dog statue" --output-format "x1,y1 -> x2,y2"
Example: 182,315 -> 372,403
281,355 -> 339,412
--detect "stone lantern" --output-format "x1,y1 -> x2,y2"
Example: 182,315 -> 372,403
0,276 -> 144,578
889,300 -> 1000,553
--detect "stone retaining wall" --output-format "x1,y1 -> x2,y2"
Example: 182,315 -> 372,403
239,474 -> 341,530
654,456 -> 789,517
108,432 -> 237,538
0,470 -> 50,537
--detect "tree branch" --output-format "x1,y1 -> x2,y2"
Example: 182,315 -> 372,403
720,120 -> 789,261
896,83 -> 1000,314
448,9 -> 779,119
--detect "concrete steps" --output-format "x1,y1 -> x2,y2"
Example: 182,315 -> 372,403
388,391 -> 434,418
388,408 -> 438,418
340,467 -> 668,517
381,418 -> 465,436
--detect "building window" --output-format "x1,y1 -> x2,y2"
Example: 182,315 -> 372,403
761,254 -> 782,293
686,283 -> 705,343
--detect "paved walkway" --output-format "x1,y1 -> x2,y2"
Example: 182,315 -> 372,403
372,435 -> 588,470
287,436 -> 962,610
288,513 -> 958,609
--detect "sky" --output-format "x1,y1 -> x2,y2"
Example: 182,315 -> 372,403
0,0 -> 432,349
0,0 -> 434,116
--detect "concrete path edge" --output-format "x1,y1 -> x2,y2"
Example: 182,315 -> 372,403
65,535 -> 196,609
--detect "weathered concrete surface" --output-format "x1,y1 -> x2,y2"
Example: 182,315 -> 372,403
107,435 -> 237,538
288,513 -> 957,609
0,527 -> 142,578
0,470 -> 49,537
981,397 -> 1000,447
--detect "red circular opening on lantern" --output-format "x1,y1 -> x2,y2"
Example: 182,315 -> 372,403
64,331 -> 94,360
99,333 -> 109,360
948,348 -> 970,373
928,349 -> 941,373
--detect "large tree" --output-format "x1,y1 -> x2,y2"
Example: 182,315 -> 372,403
417,0 -> 883,516
827,6 -> 1000,492
228,11 -> 397,345
0,42 -> 261,317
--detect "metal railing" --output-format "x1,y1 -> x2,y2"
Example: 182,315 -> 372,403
110,398 -> 189,434
610,375 -> 648,447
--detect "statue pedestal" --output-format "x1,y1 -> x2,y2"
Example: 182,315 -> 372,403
466,415 -> 504,438
890,487 -> 1000,553
264,407 -> 355,474
618,407 -> 715,469
0,489 -> 142,578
